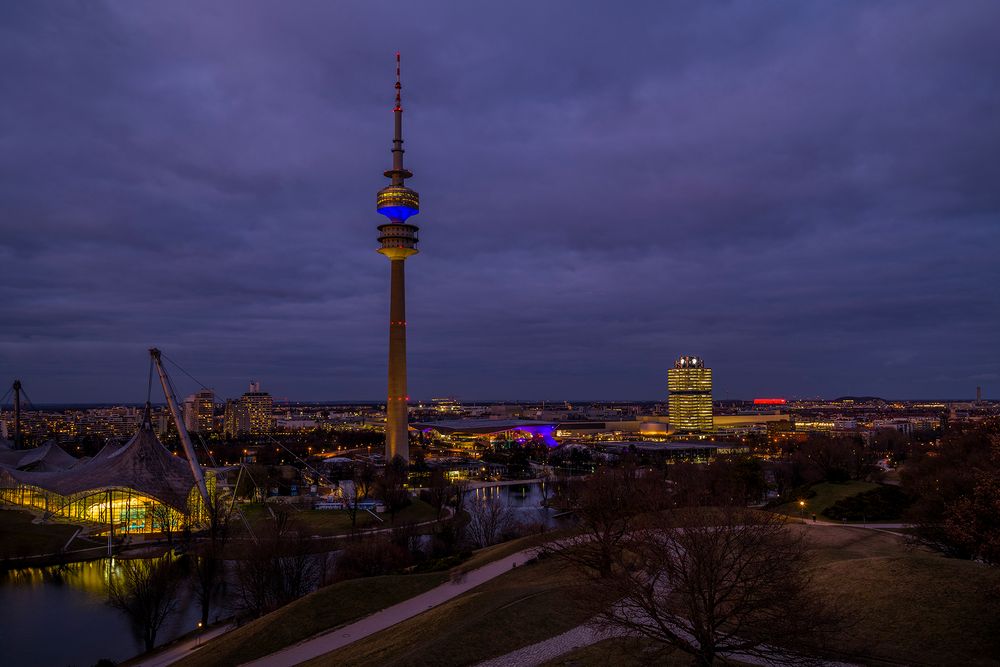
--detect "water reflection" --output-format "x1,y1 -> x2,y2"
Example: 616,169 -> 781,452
0,557 -> 210,667
470,482 -> 563,528
0,485 -> 559,666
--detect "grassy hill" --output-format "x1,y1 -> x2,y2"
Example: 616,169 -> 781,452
307,525 -> 1000,666
175,521 -> 999,667
174,531 -> 562,667
813,554 -> 1000,665
302,552 -> 605,667
172,571 -> 449,667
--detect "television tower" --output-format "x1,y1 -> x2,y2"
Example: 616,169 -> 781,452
376,52 -> 419,462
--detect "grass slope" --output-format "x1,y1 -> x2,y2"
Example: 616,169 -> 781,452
0,509 -> 83,558
178,531 -> 567,666
543,638 -> 756,666
457,529 -> 572,573
303,555 -> 605,667
310,525 -> 999,666
814,555 -> 1000,666
173,571 -> 448,667
772,481 -> 879,519
796,523 -> 910,566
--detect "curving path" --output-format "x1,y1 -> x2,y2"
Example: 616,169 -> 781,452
240,547 -> 540,667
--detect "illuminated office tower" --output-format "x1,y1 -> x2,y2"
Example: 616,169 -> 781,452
240,381 -> 273,435
182,389 -> 215,433
667,355 -> 714,433
376,53 -> 420,462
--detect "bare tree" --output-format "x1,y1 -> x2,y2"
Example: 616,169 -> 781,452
234,508 -> 318,617
354,459 -> 377,501
107,556 -> 183,653
149,503 -> 176,546
545,464 -> 663,578
465,494 -> 515,548
451,478 -> 471,515
423,468 -> 450,520
591,507 -> 843,665
344,478 -> 365,531
377,456 -> 411,523
334,534 -> 411,581
192,538 -> 227,626
537,468 -> 554,507
192,481 -> 233,626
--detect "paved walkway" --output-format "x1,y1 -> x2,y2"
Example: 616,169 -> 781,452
146,521 -> 903,667
475,521 -> 902,667
241,547 -> 540,667
476,615 -> 856,667
133,623 -> 235,667
476,623 -> 615,667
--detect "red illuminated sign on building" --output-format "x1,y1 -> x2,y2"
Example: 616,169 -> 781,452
753,398 -> 786,405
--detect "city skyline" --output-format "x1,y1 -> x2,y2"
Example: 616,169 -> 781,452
2,2 -> 1000,402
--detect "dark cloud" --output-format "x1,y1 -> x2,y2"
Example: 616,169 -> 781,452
1,1 -> 998,402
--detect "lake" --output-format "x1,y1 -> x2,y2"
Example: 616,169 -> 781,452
0,558 -> 213,667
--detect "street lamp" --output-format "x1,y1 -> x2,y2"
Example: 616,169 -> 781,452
798,499 -> 806,519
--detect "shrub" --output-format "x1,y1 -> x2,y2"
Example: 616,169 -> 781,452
822,485 -> 911,521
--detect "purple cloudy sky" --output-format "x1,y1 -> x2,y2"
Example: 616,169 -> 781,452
2,1 -> 999,403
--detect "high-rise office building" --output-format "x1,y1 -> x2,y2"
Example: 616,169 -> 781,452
223,398 -> 244,437
223,381 -> 273,436
241,381 -> 273,435
376,53 -> 420,462
182,389 -> 215,433
668,355 -> 714,434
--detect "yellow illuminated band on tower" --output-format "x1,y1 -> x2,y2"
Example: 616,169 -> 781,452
377,187 -> 420,210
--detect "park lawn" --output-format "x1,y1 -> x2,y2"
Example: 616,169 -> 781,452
303,553 -> 610,667
771,481 -> 879,519
172,571 -> 449,667
795,523 -> 913,566
543,638 -> 757,666
0,509 -> 85,558
811,553 -> 1000,665
457,528 -> 574,573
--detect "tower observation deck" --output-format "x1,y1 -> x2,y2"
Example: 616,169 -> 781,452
377,53 -> 419,462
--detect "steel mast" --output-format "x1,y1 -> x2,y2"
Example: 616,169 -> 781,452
149,348 -> 211,507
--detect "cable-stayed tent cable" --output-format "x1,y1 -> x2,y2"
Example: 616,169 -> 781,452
19,386 -> 38,412
261,431 -> 339,489
158,352 -> 339,487
153,351 -> 348,518
152,350 -> 267,541
161,352 -> 212,392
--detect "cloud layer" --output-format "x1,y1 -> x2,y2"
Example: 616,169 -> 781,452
1,1 -> 998,402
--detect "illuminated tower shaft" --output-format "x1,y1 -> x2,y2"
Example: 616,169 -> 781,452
377,53 -> 420,462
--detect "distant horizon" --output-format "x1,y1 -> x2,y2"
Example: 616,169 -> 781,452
4,394 -> 993,411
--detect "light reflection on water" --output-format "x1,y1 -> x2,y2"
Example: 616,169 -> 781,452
0,484 -> 559,666
0,557 -> 210,667
470,482 -> 563,528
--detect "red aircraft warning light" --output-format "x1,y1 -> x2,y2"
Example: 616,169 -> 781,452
754,398 -> 787,405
